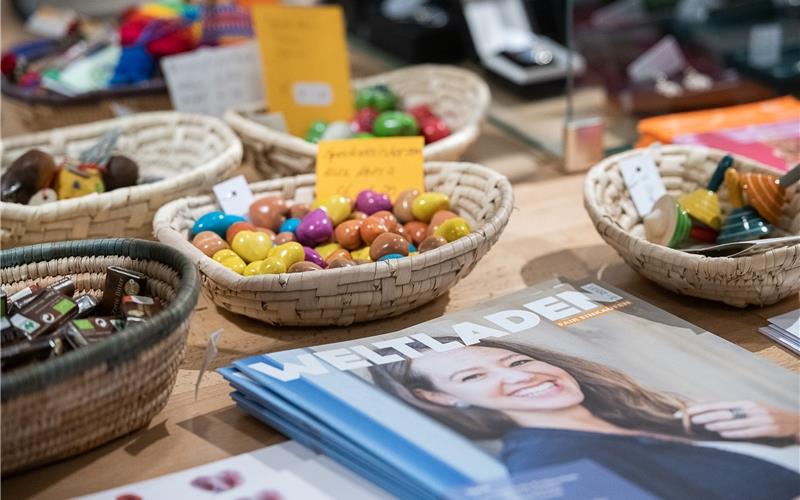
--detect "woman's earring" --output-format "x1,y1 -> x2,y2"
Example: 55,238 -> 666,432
654,72 -> 682,98
682,67 -> 713,92
453,401 -> 470,408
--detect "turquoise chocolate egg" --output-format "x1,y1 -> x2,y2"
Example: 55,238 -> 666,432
378,253 -> 404,261
373,111 -> 419,137
192,211 -> 246,238
280,218 -> 301,234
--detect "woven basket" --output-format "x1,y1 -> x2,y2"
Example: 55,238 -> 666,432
584,145 -> 800,307
1,112 -> 242,248
223,64 -> 491,178
0,239 -> 200,473
154,162 -> 513,325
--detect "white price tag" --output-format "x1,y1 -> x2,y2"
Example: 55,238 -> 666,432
619,153 -> 666,217
292,82 -> 333,106
212,176 -> 255,217
628,36 -> 686,83
748,23 -> 782,69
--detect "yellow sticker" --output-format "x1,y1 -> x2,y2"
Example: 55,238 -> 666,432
315,137 -> 425,200
251,4 -> 353,136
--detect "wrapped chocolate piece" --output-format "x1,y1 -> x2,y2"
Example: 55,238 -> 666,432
74,294 -> 99,319
61,317 -> 124,349
8,289 -> 79,341
1,335 -> 67,371
1,289 -> 7,318
122,295 -> 162,325
1,317 -> 22,345
100,267 -> 148,316
8,277 -> 75,314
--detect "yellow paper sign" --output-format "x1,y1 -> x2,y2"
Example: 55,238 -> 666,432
251,5 -> 353,136
315,137 -> 425,200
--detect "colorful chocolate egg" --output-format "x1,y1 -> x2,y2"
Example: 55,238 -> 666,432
192,211 -> 246,238
231,230 -> 273,263
369,232 -> 410,261
193,231 -> 230,257
312,195 -> 352,225
393,188 -> 420,223
355,189 -> 393,215
335,220 -> 363,250
249,196 -> 288,232
296,208 -> 334,247
434,217 -> 471,242
373,111 -> 419,137
1,149 -> 57,204
288,261 -> 324,273
412,192 -> 450,223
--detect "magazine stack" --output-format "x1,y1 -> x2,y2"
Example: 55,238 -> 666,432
220,279 -> 800,500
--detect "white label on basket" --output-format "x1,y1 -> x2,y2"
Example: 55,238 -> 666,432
161,42 -> 265,118
213,176 -> 255,217
292,82 -> 333,106
619,153 -> 666,217
748,23 -> 782,69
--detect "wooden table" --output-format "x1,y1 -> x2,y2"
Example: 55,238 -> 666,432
3,173 -> 798,499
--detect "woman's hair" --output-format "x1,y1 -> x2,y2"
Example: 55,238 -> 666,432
370,337 -> 717,441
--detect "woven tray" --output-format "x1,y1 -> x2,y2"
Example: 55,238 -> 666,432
223,64 -> 490,178
154,162 -> 513,325
1,112 -> 242,248
1,239 -> 200,473
584,145 -> 800,306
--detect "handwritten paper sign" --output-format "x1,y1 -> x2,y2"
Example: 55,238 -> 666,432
161,42 -> 265,118
251,4 -> 353,136
315,137 -> 425,200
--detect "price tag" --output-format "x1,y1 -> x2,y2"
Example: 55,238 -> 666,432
252,4 -> 353,136
161,42 -> 265,118
748,23 -> 782,69
212,175 -> 255,217
618,153 -> 666,217
628,36 -> 686,83
315,137 -> 425,200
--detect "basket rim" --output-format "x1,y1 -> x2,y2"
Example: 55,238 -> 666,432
0,111 -> 243,216
0,238 -> 200,401
583,144 -> 799,264
153,161 -> 514,291
223,64 -> 491,157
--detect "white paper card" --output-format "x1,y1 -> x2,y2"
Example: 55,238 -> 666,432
213,176 -> 255,217
768,309 -> 800,338
748,23 -> 782,69
161,42 -> 265,118
628,36 -> 686,82
619,153 -> 666,217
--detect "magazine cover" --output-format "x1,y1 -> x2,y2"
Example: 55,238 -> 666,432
225,279 -> 800,500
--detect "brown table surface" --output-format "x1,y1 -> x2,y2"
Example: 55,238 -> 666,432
1,5 -> 798,499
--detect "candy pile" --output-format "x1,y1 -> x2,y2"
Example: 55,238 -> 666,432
191,189 -> 472,275
644,157 -> 799,249
1,132 -> 139,205
304,85 -> 451,145
0,267 -> 160,372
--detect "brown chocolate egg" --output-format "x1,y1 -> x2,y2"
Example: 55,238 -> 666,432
193,231 -> 230,257
349,211 -> 368,221
419,235 -> 447,253
1,149 -> 57,204
274,231 -> 296,245
334,219 -> 363,250
371,210 -> 398,232
369,232 -> 410,261
289,202 -> 310,219
249,196 -> 288,231
103,155 -> 139,191
288,261 -> 323,273
326,248 -> 352,263
393,224 -> 412,243
359,216 -> 389,245
426,210 -> 458,237
404,221 -> 429,246
328,257 -> 357,269
393,188 -> 420,223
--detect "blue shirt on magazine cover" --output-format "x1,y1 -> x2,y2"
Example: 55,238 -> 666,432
501,427 -> 800,500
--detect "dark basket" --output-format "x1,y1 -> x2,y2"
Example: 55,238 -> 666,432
0,239 -> 200,473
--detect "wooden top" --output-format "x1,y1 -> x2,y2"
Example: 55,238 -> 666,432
3,173 -> 798,499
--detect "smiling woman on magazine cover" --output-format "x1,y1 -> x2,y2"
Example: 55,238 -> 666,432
369,337 -> 800,500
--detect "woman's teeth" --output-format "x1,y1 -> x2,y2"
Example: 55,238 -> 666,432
512,381 -> 556,397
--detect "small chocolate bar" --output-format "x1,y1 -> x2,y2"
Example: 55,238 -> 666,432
74,294 -> 99,319
8,288 -> 79,341
1,289 -> 7,318
100,267 -> 148,316
61,316 -> 124,349
122,295 -> 162,325
1,334 -> 67,371
8,277 -> 76,314
0,316 -> 23,345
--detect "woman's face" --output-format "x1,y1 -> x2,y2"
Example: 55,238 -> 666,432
412,346 -> 584,411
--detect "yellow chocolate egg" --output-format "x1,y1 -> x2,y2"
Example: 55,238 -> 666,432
351,247 -> 372,262
434,217 -> 471,242
312,195 -> 352,225
231,230 -> 273,263
244,261 -> 264,276
212,249 -> 239,262
315,242 -> 342,260
260,256 -> 287,274
214,252 -> 246,274
268,242 -> 304,268
411,192 -> 450,222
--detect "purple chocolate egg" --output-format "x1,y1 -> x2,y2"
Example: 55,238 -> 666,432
295,208 -> 333,246
355,189 -> 392,215
303,246 -> 328,269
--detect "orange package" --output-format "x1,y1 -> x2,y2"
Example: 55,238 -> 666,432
636,96 -> 800,147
